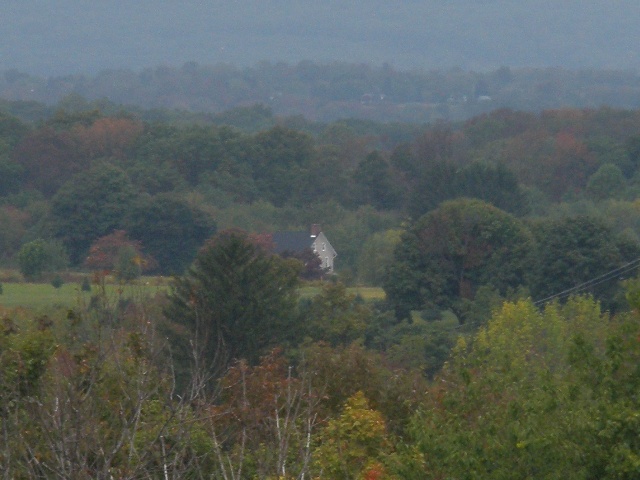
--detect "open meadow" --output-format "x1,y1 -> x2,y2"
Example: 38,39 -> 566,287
298,285 -> 385,301
0,278 -> 385,311
0,279 -> 169,310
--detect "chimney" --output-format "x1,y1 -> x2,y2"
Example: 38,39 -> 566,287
310,224 -> 321,237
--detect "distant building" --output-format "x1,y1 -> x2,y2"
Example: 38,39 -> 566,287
272,224 -> 337,272
361,93 -> 386,105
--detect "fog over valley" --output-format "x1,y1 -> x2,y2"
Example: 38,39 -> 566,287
3,0 -> 640,75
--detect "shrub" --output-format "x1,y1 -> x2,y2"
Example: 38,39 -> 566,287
51,275 -> 64,289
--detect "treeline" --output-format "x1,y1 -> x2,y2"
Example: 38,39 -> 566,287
3,62 -> 640,122
4,101 -> 640,281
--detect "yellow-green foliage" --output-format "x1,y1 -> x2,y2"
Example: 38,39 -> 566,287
304,282 -> 371,346
403,296 -> 640,479
0,316 -> 56,397
313,391 -> 394,480
0,301 -> 216,478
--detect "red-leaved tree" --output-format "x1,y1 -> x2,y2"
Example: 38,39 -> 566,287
84,230 -> 157,280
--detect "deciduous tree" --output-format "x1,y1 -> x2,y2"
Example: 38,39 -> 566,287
300,282 -> 370,346
529,215 -> 640,307
0,206 -> 30,261
353,150 -> 402,210
357,229 -> 402,286
84,230 -> 156,281
313,391 -> 393,480
207,349 -> 319,479
385,198 -> 532,321
17,238 -> 68,280
123,194 -> 214,274
12,127 -> 84,196
251,126 -> 314,206
50,162 -> 137,263
401,296 -> 640,479
409,161 -> 527,218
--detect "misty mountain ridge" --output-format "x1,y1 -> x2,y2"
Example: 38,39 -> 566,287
3,1 -> 640,76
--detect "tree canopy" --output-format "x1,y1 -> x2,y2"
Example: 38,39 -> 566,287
50,162 -> 136,263
123,194 -> 214,275
403,296 -> 640,479
385,198 -> 533,321
529,215 -> 640,307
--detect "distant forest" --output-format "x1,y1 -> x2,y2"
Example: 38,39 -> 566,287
4,94 -> 640,290
5,94 -> 640,476
2,62 -> 640,123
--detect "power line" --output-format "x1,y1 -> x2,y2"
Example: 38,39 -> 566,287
533,257 -> 640,307
433,258 -> 640,331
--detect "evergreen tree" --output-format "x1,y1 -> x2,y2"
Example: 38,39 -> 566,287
165,229 -> 301,376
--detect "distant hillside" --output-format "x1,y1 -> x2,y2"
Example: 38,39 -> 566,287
2,63 -> 640,123
3,1 -> 640,75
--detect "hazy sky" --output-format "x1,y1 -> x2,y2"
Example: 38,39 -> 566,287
3,1 -> 640,75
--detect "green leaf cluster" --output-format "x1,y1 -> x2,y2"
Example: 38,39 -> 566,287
402,296 -> 640,478
385,198 -> 532,321
17,238 -> 68,280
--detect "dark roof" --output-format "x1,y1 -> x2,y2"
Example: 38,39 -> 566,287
272,231 -> 314,254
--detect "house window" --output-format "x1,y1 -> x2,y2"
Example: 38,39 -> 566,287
322,242 -> 326,251
325,256 -> 330,268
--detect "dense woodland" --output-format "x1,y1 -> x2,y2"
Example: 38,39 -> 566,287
3,94 -> 640,476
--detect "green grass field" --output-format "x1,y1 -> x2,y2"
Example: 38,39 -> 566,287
0,282 -> 169,310
298,286 -> 385,302
349,287 -> 386,301
0,281 -> 385,311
